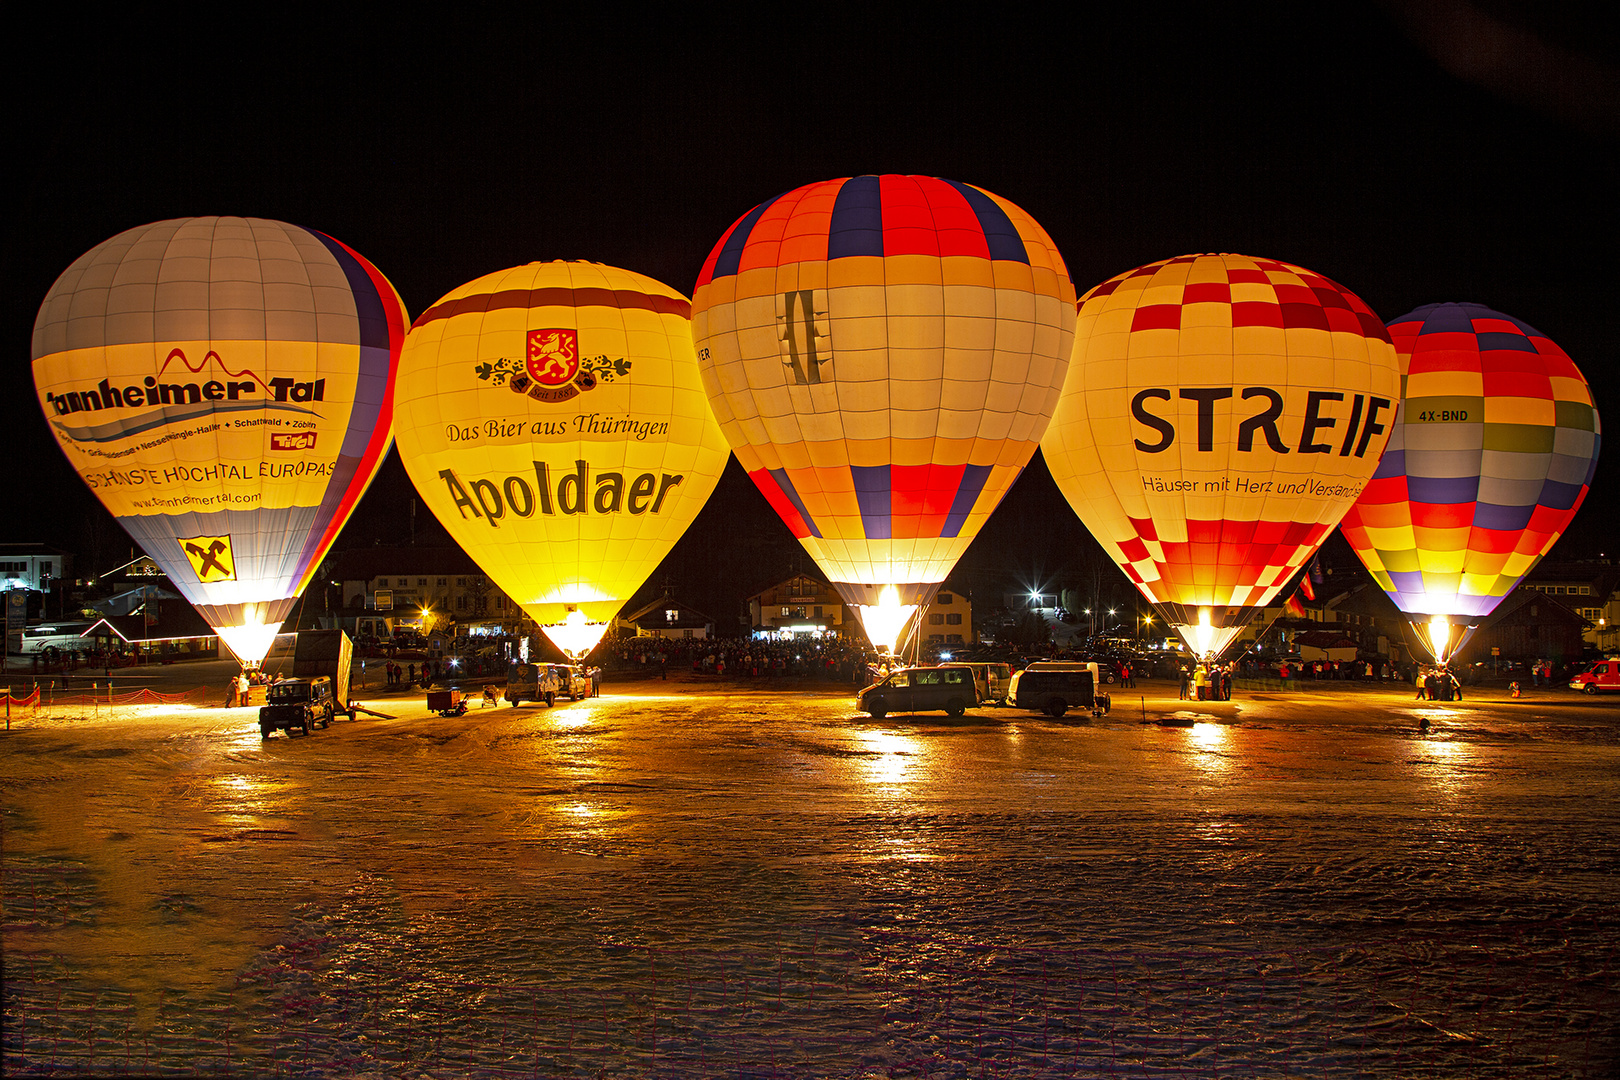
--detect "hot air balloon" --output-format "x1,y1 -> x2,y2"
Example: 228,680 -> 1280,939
392,261 -> 729,659
31,217 -> 407,666
1042,254 -> 1402,658
1338,302 -> 1601,664
691,175 -> 1076,653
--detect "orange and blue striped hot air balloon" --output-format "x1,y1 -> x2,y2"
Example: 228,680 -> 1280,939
691,175 -> 1075,652
1339,302 -> 1601,660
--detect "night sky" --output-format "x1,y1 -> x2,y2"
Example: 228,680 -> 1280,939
6,4 -> 1616,625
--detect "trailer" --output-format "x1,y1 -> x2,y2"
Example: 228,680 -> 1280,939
426,689 -> 469,716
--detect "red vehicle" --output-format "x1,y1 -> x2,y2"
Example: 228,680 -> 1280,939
1568,659 -> 1620,695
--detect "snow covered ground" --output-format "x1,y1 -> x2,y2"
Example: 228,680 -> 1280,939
4,676 -> 1617,1077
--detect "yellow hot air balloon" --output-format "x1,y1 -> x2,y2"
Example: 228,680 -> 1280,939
31,217 -> 408,666
690,175 -> 1076,653
1042,254 -> 1401,658
393,262 -> 729,658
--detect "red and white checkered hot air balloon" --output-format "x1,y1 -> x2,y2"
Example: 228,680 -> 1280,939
691,175 -> 1075,653
1042,254 -> 1401,658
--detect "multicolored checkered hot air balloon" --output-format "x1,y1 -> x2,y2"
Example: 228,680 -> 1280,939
1338,302 -> 1601,663
31,218 -> 407,666
393,262 -> 730,659
691,175 -> 1076,652
1042,254 -> 1402,658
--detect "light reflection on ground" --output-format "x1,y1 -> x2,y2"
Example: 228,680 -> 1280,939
857,729 -> 921,788
3,676 -> 1617,1077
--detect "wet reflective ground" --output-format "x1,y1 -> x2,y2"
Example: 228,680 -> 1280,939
3,678 -> 1618,1077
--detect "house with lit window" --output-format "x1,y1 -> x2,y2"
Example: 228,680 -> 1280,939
0,544 -> 71,596
918,586 -> 974,647
329,547 -> 525,642
617,592 -> 715,640
1518,560 -> 1618,652
747,573 -> 853,639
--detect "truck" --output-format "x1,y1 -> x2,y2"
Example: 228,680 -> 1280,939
258,629 -> 359,737
505,662 -> 562,707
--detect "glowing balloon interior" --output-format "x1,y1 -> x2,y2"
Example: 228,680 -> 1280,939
31,217 -> 407,665
691,174 -> 1076,650
392,261 -> 729,659
1339,302 -> 1600,662
1042,254 -> 1401,657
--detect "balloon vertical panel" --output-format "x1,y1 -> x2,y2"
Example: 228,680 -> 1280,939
1043,254 -> 1401,649
392,262 -> 729,642
692,175 -> 1075,606
31,217 -> 406,663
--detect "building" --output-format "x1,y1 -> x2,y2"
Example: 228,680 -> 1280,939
617,592 -> 716,640
748,573 -> 854,639
0,544 -> 71,595
1454,588 -> 1590,668
328,547 -> 526,643
80,598 -> 221,662
1519,560 -> 1618,652
918,586 -> 974,647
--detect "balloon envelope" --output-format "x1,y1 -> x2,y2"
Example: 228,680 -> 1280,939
31,217 -> 407,664
1042,254 -> 1401,657
392,262 -> 729,658
1338,302 -> 1600,642
691,174 -> 1075,650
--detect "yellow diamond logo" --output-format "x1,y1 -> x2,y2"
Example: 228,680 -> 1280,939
180,535 -> 236,582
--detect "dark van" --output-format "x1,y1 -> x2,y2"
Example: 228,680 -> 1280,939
858,664 -> 978,717
1006,662 -> 1111,717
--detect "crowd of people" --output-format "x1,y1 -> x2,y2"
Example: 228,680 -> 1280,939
1179,662 -> 1235,700
1415,666 -> 1463,701
606,636 -> 880,683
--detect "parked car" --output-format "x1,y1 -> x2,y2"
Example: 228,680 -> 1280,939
551,664 -> 592,700
1569,658 -> 1620,695
259,676 -> 336,737
1006,662 -> 1111,718
858,664 -> 978,718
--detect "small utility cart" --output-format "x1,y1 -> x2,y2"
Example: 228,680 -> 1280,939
426,688 -> 469,717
